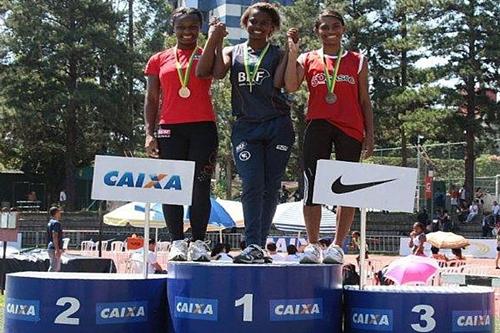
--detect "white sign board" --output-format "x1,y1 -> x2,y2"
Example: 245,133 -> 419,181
400,237 -> 498,259
91,155 -> 195,205
313,160 -> 417,212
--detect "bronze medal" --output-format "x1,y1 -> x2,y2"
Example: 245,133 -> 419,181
325,93 -> 337,104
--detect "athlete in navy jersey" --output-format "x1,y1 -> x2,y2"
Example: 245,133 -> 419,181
197,2 -> 294,263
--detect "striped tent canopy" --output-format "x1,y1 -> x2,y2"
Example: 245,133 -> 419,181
272,200 -> 336,234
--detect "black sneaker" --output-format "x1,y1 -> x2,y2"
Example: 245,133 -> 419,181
233,244 -> 266,264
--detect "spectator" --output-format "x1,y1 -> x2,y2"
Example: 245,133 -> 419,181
285,244 -> 300,262
450,185 -> 459,212
350,231 -> 369,265
27,191 -> 37,202
440,210 -> 452,232
492,201 -> 499,223
482,214 -> 495,237
266,242 -> 284,261
59,189 -> 67,208
465,200 -> 479,223
211,243 -> 233,262
459,184 -> 467,207
417,208 -> 429,226
47,207 -> 63,272
409,222 -> 426,256
430,246 -> 447,262
132,239 -> 166,274
279,185 -> 290,203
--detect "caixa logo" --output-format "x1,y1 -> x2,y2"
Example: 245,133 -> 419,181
452,311 -> 491,332
351,308 -> 393,331
103,171 -> 182,190
175,296 -> 218,321
5,298 -> 40,322
96,301 -> 147,325
270,298 -> 323,321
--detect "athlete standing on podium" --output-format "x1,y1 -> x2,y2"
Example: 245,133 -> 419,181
144,7 -> 218,262
285,10 -> 374,264
197,2 -> 294,264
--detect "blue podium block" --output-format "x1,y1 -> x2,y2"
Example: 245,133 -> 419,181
4,272 -> 169,333
167,262 -> 343,333
344,285 -> 495,333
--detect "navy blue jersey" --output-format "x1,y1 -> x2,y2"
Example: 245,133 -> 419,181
47,219 -> 63,250
229,43 -> 290,122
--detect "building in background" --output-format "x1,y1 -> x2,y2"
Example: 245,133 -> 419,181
175,0 -> 294,44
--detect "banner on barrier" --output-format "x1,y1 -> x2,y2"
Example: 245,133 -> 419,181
266,237 -> 308,252
313,160 -> 417,212
91,155 -> 195,205
399,237 -> 497,259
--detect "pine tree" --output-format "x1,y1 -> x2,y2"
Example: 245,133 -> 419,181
427,0 -> 499,202
0,0 -> 129,208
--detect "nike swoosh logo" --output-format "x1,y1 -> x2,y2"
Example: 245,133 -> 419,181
331,176 -> 397,194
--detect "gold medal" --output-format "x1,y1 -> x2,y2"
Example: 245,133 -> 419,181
178,87 -> 191,98
174,46 -> 200,99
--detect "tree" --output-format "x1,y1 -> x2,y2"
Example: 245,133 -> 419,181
427,0 -> 499,202
0,0 -> 130,209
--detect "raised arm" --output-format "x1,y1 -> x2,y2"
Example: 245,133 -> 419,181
213,46 -> 233,79
273,49 -> 288,88
284,28 -> 305,92
358,58 -> 374,158
196,19 -> 227,78
144,75 -> 160,158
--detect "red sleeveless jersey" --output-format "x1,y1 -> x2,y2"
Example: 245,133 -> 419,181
300,50 -> 365,142
144,47 -> 215,125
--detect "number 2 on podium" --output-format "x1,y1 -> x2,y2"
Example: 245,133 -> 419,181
235,294 -> 254,322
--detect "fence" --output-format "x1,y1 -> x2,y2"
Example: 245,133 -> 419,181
21,230 -> 408,255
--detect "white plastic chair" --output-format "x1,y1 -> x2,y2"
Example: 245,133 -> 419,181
111,241 -> 124,252
62,238 -> 70,250
80,240 -> 95,254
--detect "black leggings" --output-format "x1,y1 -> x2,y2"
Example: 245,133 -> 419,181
157,122 -> 218,241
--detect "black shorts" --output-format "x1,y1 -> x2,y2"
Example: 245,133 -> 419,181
303,120 -> 362,206
497,246 -> 500,252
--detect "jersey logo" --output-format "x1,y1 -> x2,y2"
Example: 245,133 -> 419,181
237,69 -> 271,87
311,73 -> 355,87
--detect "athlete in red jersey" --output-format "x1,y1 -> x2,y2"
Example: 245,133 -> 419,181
284,10 -> 374,265
144,7 -> 218,263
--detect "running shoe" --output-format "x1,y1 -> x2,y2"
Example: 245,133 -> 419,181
168,239 -> 188,261
322,244 -> 344,264
188,240 -> 211,262
233,244 -> 265,264
300,243 -> 322,264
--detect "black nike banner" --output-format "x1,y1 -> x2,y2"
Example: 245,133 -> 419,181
312,160 -> 417,212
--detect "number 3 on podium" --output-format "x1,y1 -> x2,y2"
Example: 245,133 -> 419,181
235,294 -> 254,322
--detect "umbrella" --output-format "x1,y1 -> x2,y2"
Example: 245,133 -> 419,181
104,198 -> 237,232
103,202 -> 174,229
426,231 -> 470,249
384,255 -> 440,285
272,200 -> 336,233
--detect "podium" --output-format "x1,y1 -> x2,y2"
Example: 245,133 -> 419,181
167,262 -> 343,333
344,285 -> 495,333
4,272 -> 169,333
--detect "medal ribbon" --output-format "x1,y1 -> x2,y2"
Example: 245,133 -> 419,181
174,46 -> 200,89
243,43 -> 270,92
319,46 -> 343,95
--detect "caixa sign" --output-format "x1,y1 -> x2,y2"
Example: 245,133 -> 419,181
103,171 -> 182,190
91,155 -> 195,205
